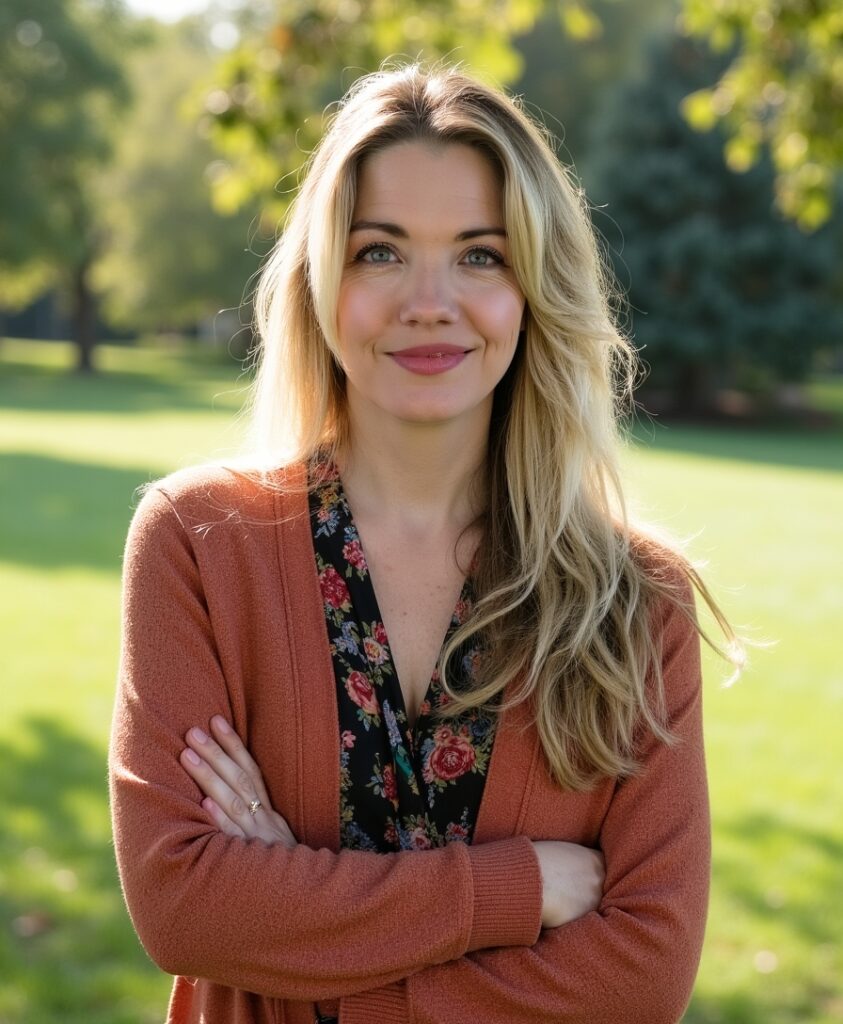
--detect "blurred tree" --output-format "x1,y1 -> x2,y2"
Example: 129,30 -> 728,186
94,17 -> 263,342
200,0 -> 545,218
679,0 -> 843,230
587,30 -> 843,411
0,0 -> 130,371
514,0 -> 674,172
202,0 -> 842,229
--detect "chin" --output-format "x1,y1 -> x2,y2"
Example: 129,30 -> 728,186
393,386 -> 476,413
392,407 -> 463,425
350,383 -> 491,429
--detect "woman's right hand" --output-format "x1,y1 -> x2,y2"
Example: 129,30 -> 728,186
532,840 -> 605,928
180,716 -> 297,849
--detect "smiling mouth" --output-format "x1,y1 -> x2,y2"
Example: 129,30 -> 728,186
391,345 -> 471,357
388,348 -> 471,376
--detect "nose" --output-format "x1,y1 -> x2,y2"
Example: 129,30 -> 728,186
398,260 -> 459,326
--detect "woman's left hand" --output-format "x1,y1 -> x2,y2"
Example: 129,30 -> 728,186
180,715 -> 297,849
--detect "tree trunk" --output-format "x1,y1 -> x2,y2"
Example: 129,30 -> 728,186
72,259 -> 96,374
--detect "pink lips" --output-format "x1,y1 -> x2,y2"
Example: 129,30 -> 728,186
389,344 -> 470,376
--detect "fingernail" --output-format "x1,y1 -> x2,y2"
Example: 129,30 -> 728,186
214,717 -> 231,734
185,748 -> 201,764
192,727 -> 208,743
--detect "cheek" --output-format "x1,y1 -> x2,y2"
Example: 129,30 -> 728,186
337,282 -> 389,352
476,289 -> 525,349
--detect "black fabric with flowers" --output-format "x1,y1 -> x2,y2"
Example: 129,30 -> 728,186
308,462 -> 498,853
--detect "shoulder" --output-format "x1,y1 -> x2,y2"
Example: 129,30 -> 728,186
126,460 -> 309,564
132,460 -> 306,532
626,526 -> 696,620
625,528 -> 701,687
627,527 -> 693,594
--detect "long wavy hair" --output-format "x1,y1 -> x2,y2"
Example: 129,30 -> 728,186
248,63 -> 741,790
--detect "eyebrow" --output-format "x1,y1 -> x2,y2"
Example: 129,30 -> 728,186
349,220 -> 507,241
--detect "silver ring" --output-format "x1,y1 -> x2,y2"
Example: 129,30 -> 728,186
248,798 -> 262,817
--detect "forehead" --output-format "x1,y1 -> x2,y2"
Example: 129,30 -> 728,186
352,141 -> 504,225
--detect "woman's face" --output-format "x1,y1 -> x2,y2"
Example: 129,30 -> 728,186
335,141 -> 525,434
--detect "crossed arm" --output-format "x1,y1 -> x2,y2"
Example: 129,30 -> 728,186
110,483 -> 709,1023
179,715 -> 606,932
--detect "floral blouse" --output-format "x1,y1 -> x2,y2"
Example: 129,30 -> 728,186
308,461 -> 498,853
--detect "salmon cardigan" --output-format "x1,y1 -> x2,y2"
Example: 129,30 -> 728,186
109,464 -> 710,1024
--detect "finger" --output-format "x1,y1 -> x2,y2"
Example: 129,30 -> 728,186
208,716 -> 272,807
201,796 -> 246,839
179,745 -> 259,836
185,726 -> 263,812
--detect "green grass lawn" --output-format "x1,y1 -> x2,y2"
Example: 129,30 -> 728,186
1,338 -> 841,1023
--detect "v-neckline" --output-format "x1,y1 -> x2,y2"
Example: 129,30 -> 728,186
275,459 -> 540,855
330,469 -> 472,741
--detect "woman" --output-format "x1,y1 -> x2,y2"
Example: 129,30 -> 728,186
110,64 -> 739,1024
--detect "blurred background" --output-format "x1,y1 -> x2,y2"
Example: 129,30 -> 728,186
1,1 -> 841,1021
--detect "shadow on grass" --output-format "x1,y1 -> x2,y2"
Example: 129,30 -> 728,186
684,812 -> 843,1024
630,419 -> 843,474
0,347 -> 248,417
0,716 -> 169,1024
715,812 -> 841,946
0,452 -> 156,574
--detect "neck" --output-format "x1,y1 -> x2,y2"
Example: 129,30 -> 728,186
337,400 -> 491,538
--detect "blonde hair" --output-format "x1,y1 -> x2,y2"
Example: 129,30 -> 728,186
249,63 -> 741,790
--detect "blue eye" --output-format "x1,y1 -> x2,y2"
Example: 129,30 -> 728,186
465,246 -> 504,267
354,243 -> 394,263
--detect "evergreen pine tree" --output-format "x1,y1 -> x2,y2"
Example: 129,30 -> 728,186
586,30 -> 843,412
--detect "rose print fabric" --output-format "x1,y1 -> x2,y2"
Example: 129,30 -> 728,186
308,459 -> 498,853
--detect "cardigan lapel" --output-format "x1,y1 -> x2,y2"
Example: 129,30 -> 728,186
272,467 -> 342,852
473,683 -> 541,844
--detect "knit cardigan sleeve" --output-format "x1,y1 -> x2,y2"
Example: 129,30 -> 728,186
109,483 -> 542,1003
339,572 -> 710,1024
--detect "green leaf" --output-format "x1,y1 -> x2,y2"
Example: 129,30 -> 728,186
725,133 -> 760,172
682,88 -> 718,132
559,2 -> 603,41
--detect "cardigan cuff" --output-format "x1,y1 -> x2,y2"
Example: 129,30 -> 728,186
340,981 -> 406,1024
466,835 -> 543,951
